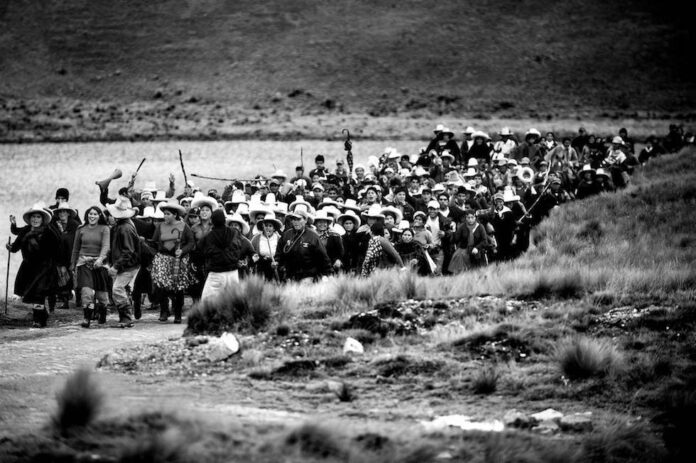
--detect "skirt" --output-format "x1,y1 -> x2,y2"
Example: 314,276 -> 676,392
76,263 -> 111,292
151,253 -> 198,293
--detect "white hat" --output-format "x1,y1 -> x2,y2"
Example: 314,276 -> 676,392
434,123 -> 445,133
54,202 -> 77,218
463,126 -> 475,134
427,200 -> 440,209
467,158 -> 479,167
341,198 -> 361,213
380,206 -> 403,224
151,190 -> 168,203
256,212 -> 282,231
525,128 -> 541,138
441,151 -> 455,161
271,170 -> 288,180
441,127 -> 454,137
23,202 -> 52,225
313,209 -> 334,224
142,182 -> 157,193
500,127 -> 513,136
273,202 -> 289,216
159,198 -> 186,216
580,164 -> 596,175
432,184 -> 447,194
106,196 -> 137,219
394,220 -> 411,233
463,167 -> 478,178
312,183 -> 325,191
191,192 -> 218,211
289,195 -> 313,213
248,199 -> 269,219
502,188 -> 519,202
323,206 -> 342,219
472,130 -> 490,140
226,213 -> 250,235
362,204 -> 385,220
337,209 -> 361,227
367,156 -> 380,168
612,136 -> 624,145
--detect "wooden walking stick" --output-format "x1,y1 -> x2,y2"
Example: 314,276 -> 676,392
179,150 -> 189,188
127,158 -> 147,189
266,235 -> 280,282
342,129 -> 354,178
5,237 -> 11,314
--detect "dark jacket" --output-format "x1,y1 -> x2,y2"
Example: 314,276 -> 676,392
453,222 -> 490,254
10,225 -> 60,303
341,230 -> 369,274
198,225 -> 243,273
110,219 -> 141,272
275,227 -> 332,281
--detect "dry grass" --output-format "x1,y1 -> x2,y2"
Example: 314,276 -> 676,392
472,366 -> 500,395
52,368 -> 103,436
557,337 -> 625,380
186,276 -> 286,335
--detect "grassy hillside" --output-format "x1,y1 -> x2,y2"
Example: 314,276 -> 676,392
0,0 -> 694,116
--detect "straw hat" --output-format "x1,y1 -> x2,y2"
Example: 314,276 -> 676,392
441,151 -> 455,162
434,123 -> 445,134
596,168 -> 610,179
271,170 -> 288,181
580,164 -> 596,176
256,212 -> 282,231
500,127 -> 513,136
287,204 -> 312,222
337,209 -> 361,227
54,202 -> 77,218
472,130 -> 490,140
317,197 -> 339,210
289,195 -> 314,213
427,200 -> 440,209
23,202 -> 52,225
323,206 -> 342,220
362,204 -> 385,220
248,199 -> 269,220
502,188 -> 520,202
467,158 -> 479,167
463,167 -> 478,178
191,192 -> 218,211
226,213 -> 250,235
106,196 -> 137,219
380,206 -> 403,224
313,209 -> 334,224
525,128 -> 541,138
264,193 -> 277,207
159,198 -> 186,216
273,202 -> 289,216
179,196 -> 194,206
341,198 -> 361,213
151,190 -> 168,203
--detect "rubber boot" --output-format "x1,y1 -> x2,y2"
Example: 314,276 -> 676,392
133,293 -> 142,320
172,293 -> 184,324
96,302 -> 107,324
158,297 -> 170,322
80,305 -> 93,328
32,306 -> 48,328
117,306 -> 134,328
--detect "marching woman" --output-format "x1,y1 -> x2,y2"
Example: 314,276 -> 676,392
395,227 -> 432,276
448,210 -> 490,274
150,199 -> 196,323
199,209 -> 244,299
49,202 -> 80,311
6,203 -> 60,327
275,207 -> 332,282
70,206 -> 111,328
312,210 -> 344,274
250,212 -> 283,281
361,222 -> 404,277
189,193 -> 217,301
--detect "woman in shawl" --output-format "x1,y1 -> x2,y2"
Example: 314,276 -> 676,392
361,222 -> 404,277
448,210 -> 490,274
6,203 -> 60,327
395,228 -> 431,276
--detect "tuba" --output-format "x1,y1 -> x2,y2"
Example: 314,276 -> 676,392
519,166 -> 535,183
95,169 -> 123,191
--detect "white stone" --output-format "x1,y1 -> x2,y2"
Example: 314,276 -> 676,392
531,408 -> 563,423
204,333 -> 240,362
421,415 -> 504,433
220,332 -> 240,354
343,337 -> 364,354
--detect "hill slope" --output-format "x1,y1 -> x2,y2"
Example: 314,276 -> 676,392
0,0 -> 694,116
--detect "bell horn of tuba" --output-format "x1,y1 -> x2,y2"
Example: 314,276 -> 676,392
519,166 -> 535,183
95,169 -> 123,191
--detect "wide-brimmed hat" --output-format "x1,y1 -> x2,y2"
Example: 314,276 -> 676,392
230,189 -> 247,204
394,220 -> 411,234
313,209 -> 334,224
434,123 -> 445,134
525,128 -> 541,138
493,192 -> 505,202
427,200 -> 440,209
362,204 -> 385,220
271,170 -> 288,181
337,209 -> 361,227
323,206 -> 342,220
500,127 -> 513,136
413,166 -> 429,177
441,151 -> 455,161
467,158 -> 479,167
256,212 -> 283,231
263,193 -> 277,207
159,198 -> 186,216
179,196 -> 194,206
432,184 -> 447,194
463,167 -> 478,178
289,195 -> 313,213
138,205 -> 163,220
580,164 -> 596,176
520,157 -> 531,165
248,199 -> 269,220
595,168 -> 610,179
287,204 -> 312,222
23,202 -> 52,225
502,188 -> 520,202
341,198 -> 361,213
151,190 -> 168,203
142,182 -> 157,193
612,136 -> 624,145
54,202 -> 77,218
463,126 -> 475,135
380,206 -> 403,224
440,127 -> 454,137
191,192 -> 218,211
226,213 -> 250,235
273,202 -> 289,216
317,197 -> 339,210
472,130 -> 490,140
106,196 -> 137,219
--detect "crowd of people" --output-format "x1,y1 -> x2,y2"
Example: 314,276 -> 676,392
7,123 -> 692,328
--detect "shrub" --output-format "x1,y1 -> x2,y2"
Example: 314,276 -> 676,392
285,423 -> 345,459
400,269 -> 424,300
186,276 -> 281,335
472,366 -> 499,394
557,337 -> 625,380
52,368 -> 103,436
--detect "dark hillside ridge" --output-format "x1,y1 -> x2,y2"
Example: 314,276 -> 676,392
0,0 -> 693,115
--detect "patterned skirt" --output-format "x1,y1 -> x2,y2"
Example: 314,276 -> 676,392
151,253 -> 198,293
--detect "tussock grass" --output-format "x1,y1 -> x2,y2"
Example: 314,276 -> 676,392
472,366 -> 499,394
557,337 -> 625,380
581,420 -> 666,463
186,276 -> 286,335
483,432 -> 580,462
285,423 -> 346,459
52,368 -> 103,436
119,426 -> 189,463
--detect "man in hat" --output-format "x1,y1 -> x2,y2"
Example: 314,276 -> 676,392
425,199 -> 454,275
493,128 -> 518,159
482,192 -> 517,261
460,126 -> 475,160
106,197 -> 141,328
47,202 -> 80,311
275,209 -> 332,282
514,128 -> 542,165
